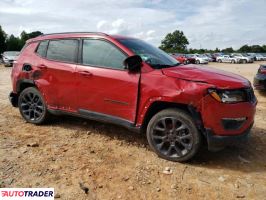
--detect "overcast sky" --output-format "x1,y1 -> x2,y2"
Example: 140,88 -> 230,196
0,0 -> 265,49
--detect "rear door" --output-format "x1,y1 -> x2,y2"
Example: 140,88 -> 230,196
76,38 -> 140,123
35,39 -> 79,111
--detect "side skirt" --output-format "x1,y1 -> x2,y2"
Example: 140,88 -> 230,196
48,108 -> 141,133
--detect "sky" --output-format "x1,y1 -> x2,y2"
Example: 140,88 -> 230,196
0,0 -> 266,49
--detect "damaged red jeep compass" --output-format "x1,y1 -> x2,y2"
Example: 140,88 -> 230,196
9,32 -> 257,162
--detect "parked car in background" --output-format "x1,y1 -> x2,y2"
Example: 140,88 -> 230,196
231,53 -> 253,63
9,32 -> 257,162
189,54 -> 209,64
184,54 -> 196,64
254,54 -> 266,61
204,53 -> 214,62
247,53 -> 257,61
170,53 -> 189,64
211,53 -> 223,62
216,55 -> 240,63
1,51 -> 20,67
253,64 -> 266,90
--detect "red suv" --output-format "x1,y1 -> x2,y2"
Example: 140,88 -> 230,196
9,32 -> 257,162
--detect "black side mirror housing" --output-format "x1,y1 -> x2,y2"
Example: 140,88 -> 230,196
124,55 -> 142,72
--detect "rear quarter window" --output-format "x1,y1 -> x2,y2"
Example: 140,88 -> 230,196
36,40 -> 48,57
46,39 -> 78,63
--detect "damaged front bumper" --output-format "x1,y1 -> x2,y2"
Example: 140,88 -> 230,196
205,123 -> 253,151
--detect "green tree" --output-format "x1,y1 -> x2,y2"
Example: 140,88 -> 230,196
238,45 -> 251,53
222,47 -> 234,53
6,34 -> 23,51
20,30 -> 43,48
262,45 -> 266,53
249,45 -> 264,53
159,30 -> 189,53
0,25 -> 7,54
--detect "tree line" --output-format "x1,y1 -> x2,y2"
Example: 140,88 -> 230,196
0,25 -> 42,53
159,30 -> 266,54
1,25 -> 266,54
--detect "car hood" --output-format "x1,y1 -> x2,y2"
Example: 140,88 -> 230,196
162,64 -> 250,88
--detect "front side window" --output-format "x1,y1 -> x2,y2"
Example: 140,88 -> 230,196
36,40 -> 48,57
82,39 -> 127,69
46,39 -> 78,62
118,38 -> 179,69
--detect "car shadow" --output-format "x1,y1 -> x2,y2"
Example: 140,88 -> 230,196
50,115 -> 266,173
257,90 -> 266,97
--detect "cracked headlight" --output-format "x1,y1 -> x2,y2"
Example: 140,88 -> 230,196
208,89 -> 247,103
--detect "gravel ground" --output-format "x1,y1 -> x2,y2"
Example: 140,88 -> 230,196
0,62 -> 266,200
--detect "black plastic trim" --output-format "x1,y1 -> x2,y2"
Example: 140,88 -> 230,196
48,109 -> 140,133
9,92 -> 18,107
16,79 -> 35,93
206,123 -> 253,151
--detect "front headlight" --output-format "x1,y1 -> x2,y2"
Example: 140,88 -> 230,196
208,89 -> 247,103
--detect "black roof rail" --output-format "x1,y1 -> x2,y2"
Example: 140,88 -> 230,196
39,32 -> 109,37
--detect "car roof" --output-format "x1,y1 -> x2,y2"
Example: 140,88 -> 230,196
27,32 -> 135,43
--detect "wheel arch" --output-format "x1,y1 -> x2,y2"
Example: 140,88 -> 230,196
16,79 -> 37,94
140,101 -> 205,135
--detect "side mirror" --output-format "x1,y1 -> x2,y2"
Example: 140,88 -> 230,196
124,55 -> 142,72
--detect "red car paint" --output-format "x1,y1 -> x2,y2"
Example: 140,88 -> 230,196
11,33 -> 256,143
171,54 -> 188,64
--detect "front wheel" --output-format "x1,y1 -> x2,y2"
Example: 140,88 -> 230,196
146,109 -> 201,162
18,87 -> 49,124
196,60 -> 200,64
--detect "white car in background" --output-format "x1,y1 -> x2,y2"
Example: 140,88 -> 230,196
1,51 -> 20,67
216,55 -> 240,63
190,54 -> 209,64
231,53 -> 253,63
255,54 -> 266,61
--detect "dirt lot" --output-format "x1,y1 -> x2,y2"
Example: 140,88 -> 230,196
0,62 -> 266,200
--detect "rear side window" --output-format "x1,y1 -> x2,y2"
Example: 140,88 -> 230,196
36,40 -> 48,57
46,39 -> 78,63
82,39 -> 126,69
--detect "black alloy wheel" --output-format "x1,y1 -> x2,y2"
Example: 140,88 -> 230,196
18,87 -> 49,124
146,109 -> 201,162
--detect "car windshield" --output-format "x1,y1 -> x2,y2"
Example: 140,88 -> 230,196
117,38 -> 180,69
4,51 -> 20,56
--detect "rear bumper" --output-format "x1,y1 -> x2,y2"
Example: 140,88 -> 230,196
9,92 -> 18,107
206,123 -> 253,151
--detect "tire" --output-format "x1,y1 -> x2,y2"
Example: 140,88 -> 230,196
218,59 -> 222,63
231,60 -> 236,64
146,108 -> 201,162
18,87 -> 49,124
243,59 -> 247,64
196,60 -> 200,64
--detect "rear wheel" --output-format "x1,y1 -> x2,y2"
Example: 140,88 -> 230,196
218,59 -> 222,63
146,109 -> 201,162
243,59 -> 247,64
18,87 -> 49,124
196,60 -> 200,64
231,60 -> 236,64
